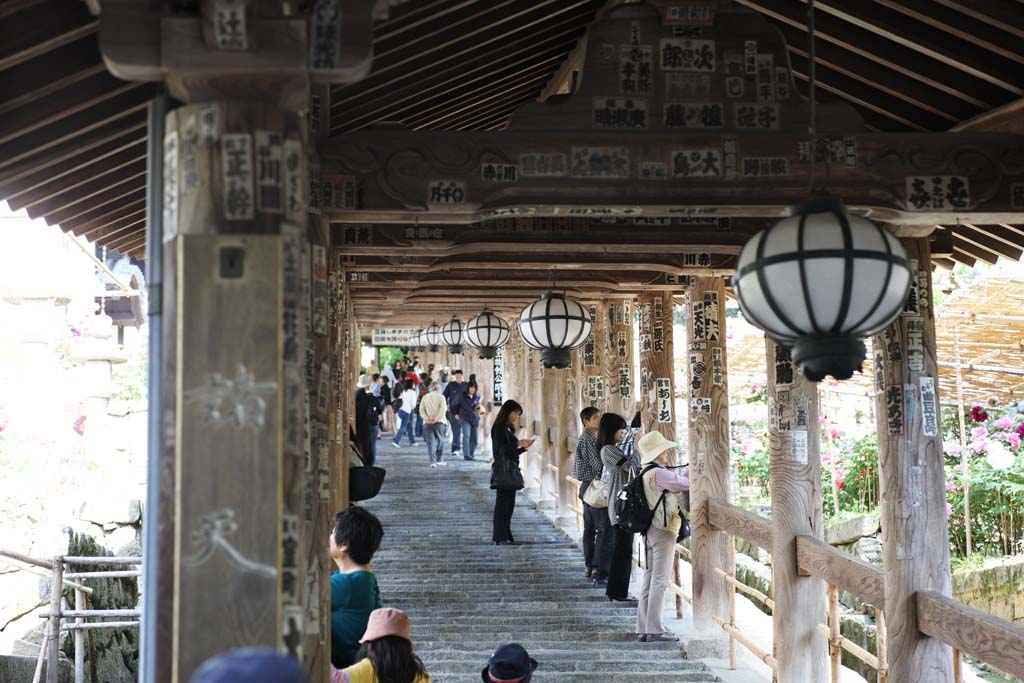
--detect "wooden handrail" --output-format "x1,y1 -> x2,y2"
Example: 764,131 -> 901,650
796,535 -> 885,610
714,568 -> 774,610
708,498 -> 773,551
917,590 -> 1024,679
815,623 -> 882,671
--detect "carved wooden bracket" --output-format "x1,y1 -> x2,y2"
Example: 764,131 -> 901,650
99,0 -> 393,109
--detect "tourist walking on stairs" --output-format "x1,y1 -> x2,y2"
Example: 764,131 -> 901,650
598,412 -> 640,600
450,381 -> 482,460
355,374 -> 382,467
481,643 -> 537,683
331,608 -> 431,683
572,406 -> 608,581
634,432 -> 689,643
490,399 -> 534,545
419,382 -> 449,467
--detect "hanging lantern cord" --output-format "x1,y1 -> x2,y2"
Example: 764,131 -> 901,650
807,0 -> 817,194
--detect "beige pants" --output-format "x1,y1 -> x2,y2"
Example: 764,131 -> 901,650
636,525 -> 677,637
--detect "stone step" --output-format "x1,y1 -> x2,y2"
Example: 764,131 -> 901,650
419,673 -> 716,682
418,660 -> 709,674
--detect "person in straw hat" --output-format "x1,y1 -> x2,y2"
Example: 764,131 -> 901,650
331,608 -> 430,683
634,431 -> 690,643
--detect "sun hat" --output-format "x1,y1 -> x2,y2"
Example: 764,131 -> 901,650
481,643 -> 537,683
360,608 -> 412,643
190,647 -> 306,683
638,431 -> 677,465
356,374 -> 373,389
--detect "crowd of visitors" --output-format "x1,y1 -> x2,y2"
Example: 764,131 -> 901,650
191,494 -> 538,683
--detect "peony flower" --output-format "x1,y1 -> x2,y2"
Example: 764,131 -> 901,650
988,396 -> 999,406
944,441 -> 962,457
946,502 -> 953,518
838,481 -> 846,490
971,426 -> 988,440
1017,423 -> 1024,438
971,405 -> 990,422
819,416 -> 829,427
945,481 -> 960,492
994,416 -> 1014,430
831,429 -> 840,441
1011,433 -> 1022,451
986,441 -> 1015,470
972,438 -> 989,454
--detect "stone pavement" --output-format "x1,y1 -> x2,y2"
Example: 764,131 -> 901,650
361,436 -> 718,682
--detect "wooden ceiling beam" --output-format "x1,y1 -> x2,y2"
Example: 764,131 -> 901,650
951,226 -> 1023,262
415,80 -> 553,130
734,0 -> 1000,109
952,99 -> 1024,134
44,181 -> 145,228
780,32 -> 967,125
330,0 -> 595,108
0,0 -> 95,72
338,243 -> 742,257
960,225 -> 1024,258
870,0 -> 1024,66
21,158 -> 147,217
88,211 -> 148,246
930,0 -> 1024,41
0,128 -> 145,201
808,0 -> 1023,96
950,238 -> 996,266
66,196 -> 146,237
334,35 -> 579,132
404,70 -> 558,130
0,89 -> 151,177
0,35 -> 104,117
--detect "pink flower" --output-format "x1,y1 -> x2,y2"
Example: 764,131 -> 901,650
944,442 -> 961,457
751,383 -> 760,391
971,426 -> 988,441
820,455 -> 831,464
1010,433 -> 1022,450
819,416 -> 829,427
831,429 -> 840,441
994,416 -> 1014,430
988,396 -> 999,406
972,439 -> 989,454
946,502 -> 953,518
1017,423 -> 1024,438
945,481 -> 960,492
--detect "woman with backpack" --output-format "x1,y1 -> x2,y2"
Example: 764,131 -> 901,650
597,412 -> 640,601
633,432 -> 689,643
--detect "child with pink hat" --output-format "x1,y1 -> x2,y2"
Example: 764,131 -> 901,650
331,608 -> 430,683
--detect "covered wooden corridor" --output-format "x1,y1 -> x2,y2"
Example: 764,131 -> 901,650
4,1 -> 1024,682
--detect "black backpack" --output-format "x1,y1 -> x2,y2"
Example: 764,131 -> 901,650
615,464 -> 667,536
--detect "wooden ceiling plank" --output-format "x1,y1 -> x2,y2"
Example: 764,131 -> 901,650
408,74 -> 554,130
442,99 -> 534,132
810,0 -> 1023,96
104,224 -> 150,252
790,69 -> 924,131
781,32 -> 966,124
4,137 -> 145,209
83,209 -> 148,243
870,0 -> 1024,65
330,0 -> 595,107
21,158 -> 147,216
0,90 -> 151,176
335,38 -> 576,132
961,224 -> 1024,254
930,0 -> 1024,40
949,247 -> 978,268
952,225 -> 1023,261
374,0 -> 466,33
950,237 -> 997,265
0,76 -> 144,146
38,173 -> 146,226
0,35 -> 104,117
0,0 -> 96,72
63,195 -> 146,236
387,59 -> 563,129
734,0 -> 1000,109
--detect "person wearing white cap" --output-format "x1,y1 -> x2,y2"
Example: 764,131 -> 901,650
634,431 -> 690,643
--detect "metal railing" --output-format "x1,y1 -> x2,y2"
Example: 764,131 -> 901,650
0,547 -> 141,683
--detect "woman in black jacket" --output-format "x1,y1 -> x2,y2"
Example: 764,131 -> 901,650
490,400 -> 534,545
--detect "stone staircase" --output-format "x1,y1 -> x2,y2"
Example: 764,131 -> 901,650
363,439 -> 718,682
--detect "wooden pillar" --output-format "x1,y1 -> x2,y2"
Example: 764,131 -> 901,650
872,237 -> 953,682
588,298 -> 635,418
638,291 -> 676,444
164,102 -> 306,679
686,276 -> 731,655
765,337 -> 828,679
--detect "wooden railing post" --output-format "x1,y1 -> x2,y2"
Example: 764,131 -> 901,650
45,556 -> 63,683
872,236 -> 953,681
765,337 -> 828,679
687,276 -> 731,657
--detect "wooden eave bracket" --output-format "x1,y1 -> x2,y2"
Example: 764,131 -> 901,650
99,0 -> 375,102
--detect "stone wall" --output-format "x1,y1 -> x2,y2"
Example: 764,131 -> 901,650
952,556 -> 1024,624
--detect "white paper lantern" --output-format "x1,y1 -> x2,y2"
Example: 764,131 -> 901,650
423,322 -> 442,351
732,197 -> 911,381
465,310 -> 511,359
518,292 -> 592,369
440,316 -> 464,354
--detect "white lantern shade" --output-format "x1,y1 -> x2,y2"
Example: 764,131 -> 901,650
732,198 -> 911,381
424,323 -> 442,348
518,292 -> 592,368
440,317 -> 464,347
465,311 -> 511,350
